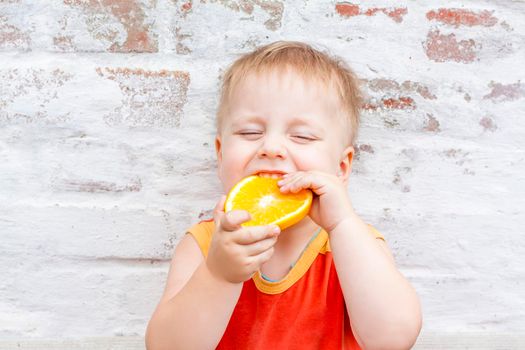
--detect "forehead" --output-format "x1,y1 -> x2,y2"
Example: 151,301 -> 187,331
233,67 -> 337,98
226,69 -> 342,121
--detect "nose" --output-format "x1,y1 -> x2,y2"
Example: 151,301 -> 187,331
257,133 -> 287,159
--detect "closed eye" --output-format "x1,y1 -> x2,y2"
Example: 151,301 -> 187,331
292,135 -> 316,142
236,131 -> 263,139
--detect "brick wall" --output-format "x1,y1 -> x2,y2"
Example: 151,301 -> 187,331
1,0 -> 524,339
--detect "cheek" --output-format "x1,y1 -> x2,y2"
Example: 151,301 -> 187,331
217,147 -> 252,191
220,146 -> 251,169
294,147 -> 340,174
217,162 -> 236,193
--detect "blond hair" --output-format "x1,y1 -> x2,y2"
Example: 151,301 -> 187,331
216,41 -> 362,146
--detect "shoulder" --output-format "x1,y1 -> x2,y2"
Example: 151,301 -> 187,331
323,224 -> 386,252
367,224 -> 386,241
187,219 -> 215,257
157,220 -> 213,303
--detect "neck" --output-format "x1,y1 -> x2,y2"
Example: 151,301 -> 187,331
276,216 -> 320,248
259,216 -> 321,280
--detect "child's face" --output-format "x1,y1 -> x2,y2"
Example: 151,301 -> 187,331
215,69 -> 354,193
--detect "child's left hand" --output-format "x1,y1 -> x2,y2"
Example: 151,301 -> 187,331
278,171 -> 355,232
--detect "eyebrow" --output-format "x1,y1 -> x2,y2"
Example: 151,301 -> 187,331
288,116 -> 325,131
230,114 -> 325,131
230,115 -> 264,127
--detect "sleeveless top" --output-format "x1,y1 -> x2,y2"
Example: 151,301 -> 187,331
187,219 -> 385,350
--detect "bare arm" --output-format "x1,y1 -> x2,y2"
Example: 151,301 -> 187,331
278,171 -> 422,350
146,197 -> 280,350
329,214 -> 422,350
145,234 -> 243,350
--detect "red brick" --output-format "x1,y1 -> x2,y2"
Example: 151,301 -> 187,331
174,27 -> 192,55
63,0 -> 157,53
96,68 -> 190,127
362,79 -> 435,111
423,114 -> 441,133
181,1 -> 193,12
53,35 -> 74,51
367,79 -> 436,100
363,97 -> 415,111
205,0 -> 284,30
0,68 -> 73,123
336,2 -> 407,23
479,117 -> 497,132
0,15 -> 30,50
401,81 -> 437,100
426,8 -> 497,27
483,81 -> 524,102
335,3 -> 359,17
383,97 -> 415,109
424,29 -> 479,63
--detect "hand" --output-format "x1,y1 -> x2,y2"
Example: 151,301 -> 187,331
206,196 -> 281,284
278,171 -> 355,232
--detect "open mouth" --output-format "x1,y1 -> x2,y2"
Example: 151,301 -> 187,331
255,171 -> 286,179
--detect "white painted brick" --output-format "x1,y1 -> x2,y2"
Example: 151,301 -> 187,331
1,0 -> 524,342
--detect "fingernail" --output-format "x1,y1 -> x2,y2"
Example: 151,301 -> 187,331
273,226 -> 281,234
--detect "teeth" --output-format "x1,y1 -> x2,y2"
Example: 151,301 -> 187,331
259,173 -> 283,179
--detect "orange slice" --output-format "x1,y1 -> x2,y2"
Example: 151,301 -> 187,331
225,175 -> 313,230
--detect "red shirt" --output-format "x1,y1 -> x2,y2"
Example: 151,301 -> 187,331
188,220 -> 384,349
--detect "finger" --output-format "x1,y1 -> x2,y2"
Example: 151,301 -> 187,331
234,225 -> 280,245
290,176 -> 313,193
278,174 -> 298,193
280,173 -> 308,193
288,172 -> 326,194
220,210 -> 251,232
245,236 -> 279,257
213,195 -> 227,225
252,246 -> 276,266
278,172 -> 301,185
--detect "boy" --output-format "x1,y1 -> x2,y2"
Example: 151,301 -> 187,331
146,41 -> 422,349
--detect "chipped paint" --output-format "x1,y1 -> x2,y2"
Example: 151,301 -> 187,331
59,178 -> 142,193
484,81 -> 524,102
63,0 -> 158,52
363,97 -> 415,111
366,79 -> 437,100
204,0 -> 284,30
96,68 -> 190,127
424,30 -> 479,63
0,14 -> 30,50
393,166 -> 411,193
426,8 -> 498,27
1,0 -> 524,339
0,69 -> 73,124
335,3 -> 407,23
423,114 -> 441,132
479,116 -> 497,132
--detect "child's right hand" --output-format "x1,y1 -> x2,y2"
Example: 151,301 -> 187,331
206,195 -> 281,284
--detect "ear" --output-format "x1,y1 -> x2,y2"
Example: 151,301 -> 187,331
338,146 -> 354,182
215,135 -> 222,164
